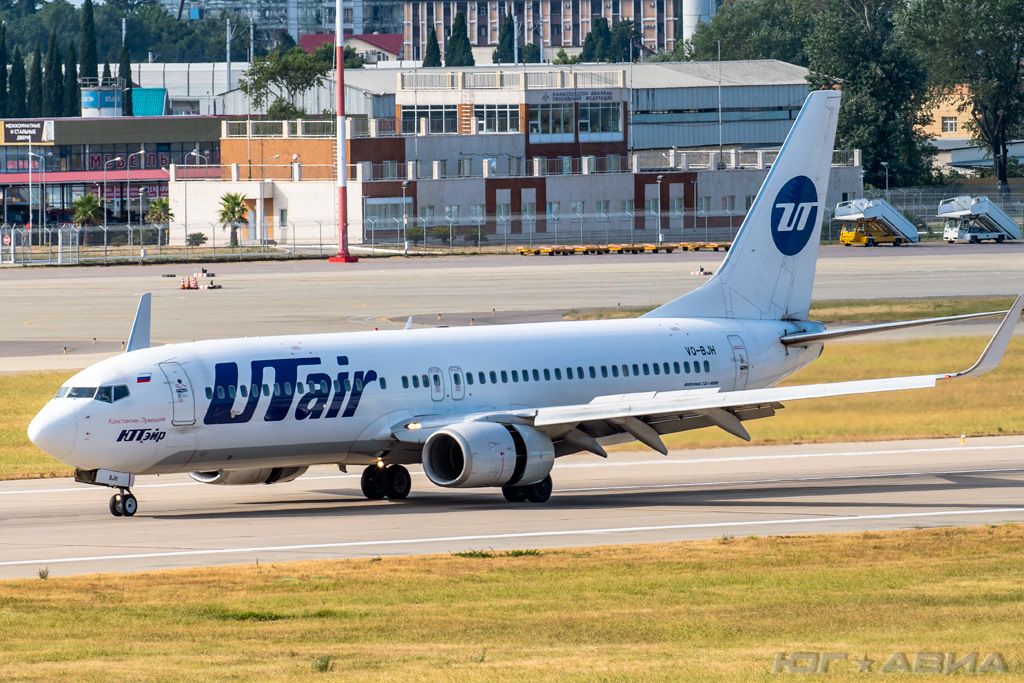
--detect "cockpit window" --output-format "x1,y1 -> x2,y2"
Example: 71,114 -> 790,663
54,387 -> 69,399
94,385 -> 131,403
67,387 -> 97,399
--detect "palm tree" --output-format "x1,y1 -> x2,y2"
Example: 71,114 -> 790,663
217,192 -> 249,247
146,197 -> 173,247
71,192 -> 103,226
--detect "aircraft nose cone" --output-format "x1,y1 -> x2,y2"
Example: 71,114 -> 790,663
28,407 -> 77,461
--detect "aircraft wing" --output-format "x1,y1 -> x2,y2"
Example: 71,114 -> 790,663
390,293 -> 1023,457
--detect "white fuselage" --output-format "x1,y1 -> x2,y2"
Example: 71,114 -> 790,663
30,317 -> 821,476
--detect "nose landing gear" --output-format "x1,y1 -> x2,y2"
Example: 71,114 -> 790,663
108,488 -> 138,517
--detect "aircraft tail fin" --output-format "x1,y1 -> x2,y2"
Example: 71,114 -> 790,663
125,293 -> 151,352
644,90 -> 841,322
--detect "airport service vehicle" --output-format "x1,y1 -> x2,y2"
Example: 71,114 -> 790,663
939,195 -> 1022,243
28,91 -> 1024,517
836,198 -> 919,247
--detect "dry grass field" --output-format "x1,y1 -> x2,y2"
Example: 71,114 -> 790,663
0,525 -> 1021,680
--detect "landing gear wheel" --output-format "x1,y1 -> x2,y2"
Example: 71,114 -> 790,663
384,465 -> 412,500
122,493 -> 138,517
109,494 -> 124,517
360,465 -> 387,500
525,475 -> 553,503
502,486 -> 528,503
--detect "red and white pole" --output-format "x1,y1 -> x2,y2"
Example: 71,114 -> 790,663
328,0 -> 357,262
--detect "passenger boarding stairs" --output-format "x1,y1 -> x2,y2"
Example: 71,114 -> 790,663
937,196 -> 1022,240
835,198 -> 920,244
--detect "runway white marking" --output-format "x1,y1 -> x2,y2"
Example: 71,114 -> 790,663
2,507 -> 1022,568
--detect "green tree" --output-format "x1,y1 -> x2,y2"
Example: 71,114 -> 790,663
63,42 -> 79,117
119,44 -> 133,116
423,26 -> 441,66
521,43 -> 541,64
71,192 -> 103,226
683,0 -> 813,66
0,25 -> 8,118
8,46 -> 26,117
493,13 -> 514,63
902,0 -> 1024,187
27,41 -> 42,117
445,11 -> 475,66
79,0 -> 97,81
42,29 -> 62,117
609,20 -> 640,63
552,48 -> 579,65
145,197 -> 173,227
218,192 -> 249,247
240,46 -> 331,112
266,97 -> 304,119
580,17 -> 612,62
343,45 -> 365,69
805,0 -> 934,188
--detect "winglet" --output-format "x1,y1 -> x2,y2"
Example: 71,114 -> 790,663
125,293 -> 151,353
404,316 -> 413,330
941,292 -> 1024,380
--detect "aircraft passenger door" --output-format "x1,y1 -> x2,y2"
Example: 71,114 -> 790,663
449,366 -> 465,400
428,366 -> 445,402
159,362 -> 196,426
727,335 -> 749,391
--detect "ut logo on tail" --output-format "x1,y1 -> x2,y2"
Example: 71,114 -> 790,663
771,175 -> 819,256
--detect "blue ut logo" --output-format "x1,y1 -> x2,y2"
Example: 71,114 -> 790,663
770,175 -> 819,256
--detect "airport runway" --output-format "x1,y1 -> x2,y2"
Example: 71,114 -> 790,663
1,436 -> 1023,579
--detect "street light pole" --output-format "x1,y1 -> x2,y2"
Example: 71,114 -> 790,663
104,156 -> 123,264
126,148 -> 144,256
185,149 -> 208,255
401,180 -> 410,256
656,174 -> 664,244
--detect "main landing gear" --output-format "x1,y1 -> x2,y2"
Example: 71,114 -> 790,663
502,475 -> 553,503
361,464 -> 412,500
108,489 -> 138,517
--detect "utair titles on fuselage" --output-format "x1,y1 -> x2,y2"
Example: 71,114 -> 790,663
28,89 -> 1024,517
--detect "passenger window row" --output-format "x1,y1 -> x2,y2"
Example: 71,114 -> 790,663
399,360 -> 714,389
204,377 -> 386,401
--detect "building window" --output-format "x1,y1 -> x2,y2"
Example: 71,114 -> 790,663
941,116 -> 958,133
471,204 -> 485,226
721,195 -> 736,212
745,195 -> 755,212
596,200 -> 610,221
529,103 -> 575,142
581,101 -> 618,137
419,205 -> 435,228
670,197 -> 685,217
547,201 -> 560,222
522,202 -> 536,230
474,104 -> 520,133
444,205 -> 460,226
496,203 -> 512,233
401,105 -> 458,134
571,201 -> 584,222
698,196 -> 711,214
621,199 -> 634,221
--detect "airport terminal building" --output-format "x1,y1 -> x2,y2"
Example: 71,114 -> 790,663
177,62 -> 862,247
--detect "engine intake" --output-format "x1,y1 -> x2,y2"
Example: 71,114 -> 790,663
423,422 -> 554,488
189,466 -> 308,486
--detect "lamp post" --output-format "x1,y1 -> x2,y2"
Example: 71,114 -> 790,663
185,149 -> 208,256
401,180 -> 409,255
656,174 -> 664,244
28,151 -> 52,259
881,161 -> 890,202
260,154 -> 280,248
126,148 -> 144,256
104,156 -> 123,264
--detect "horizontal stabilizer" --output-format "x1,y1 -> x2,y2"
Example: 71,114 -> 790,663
781,308 -> 1011,346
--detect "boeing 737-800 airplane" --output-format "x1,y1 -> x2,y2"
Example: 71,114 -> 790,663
28,90 -> 1024,517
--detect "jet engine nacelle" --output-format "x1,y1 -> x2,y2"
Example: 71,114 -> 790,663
188,466 -> 309,486
422,422 -> 554,488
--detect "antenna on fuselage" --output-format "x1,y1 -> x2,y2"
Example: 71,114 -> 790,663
125,293 -> 151,352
